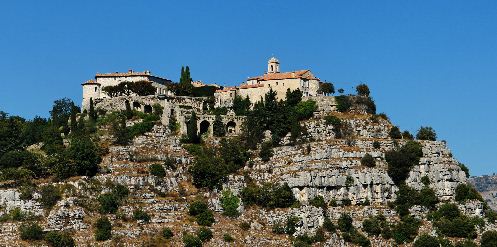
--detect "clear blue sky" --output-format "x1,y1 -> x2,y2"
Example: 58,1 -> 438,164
0,1 -> 496,176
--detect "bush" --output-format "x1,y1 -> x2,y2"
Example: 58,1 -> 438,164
133,209 -> 151,223
389,126 -> 402,139
259,141 -> 273,162
220,190 -> 240,218
323,217 -> 336,232
345,176 -> 354,187
335,95 -> 352,112
361,154 -> 376,167
182,233 -> 202,247
455,239 -> 477,247
481,230 -> 497,247
98,193 -> 119,214
19,222 -> 44,240
64,136 -> 101,177
413,234 -> 440,247
94,217 -> 112,241
39,185 -> 62,209
342,229 -> 371,247
196,227 -> 213,242
416,126 -> 437,141
362,215 -> 388,236
240,182 -> 296,209
402,131 -> 414,140
373,141 -> 381,149
309,195 -> 326,209
45,231 -> 75,247
196,210 -> 215,227
285,216 -> 300,235
223,233 -> 235,242
419,186 -> 439,209
455,183 -> 482,202
458,163 -> 470,178
162,227 -> 173,239
392,216 -> 421,244
338,213 -> 353,232
189,200 -> 209,216
385,141 -> 423,185
294,100 -> 317,120
149,164 -> 166,177
356,84 -> 370,97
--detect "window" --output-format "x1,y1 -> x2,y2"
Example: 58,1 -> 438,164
276,82 -> 278,86
94,87 -> 97,92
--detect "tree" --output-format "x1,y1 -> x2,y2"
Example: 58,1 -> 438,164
19,223 -> 44,240
413,234 -> 440,247
295,100 -> 317,120
389,126 -> 402,139
356,84 -> 370,97
213,114 -> 226,137
196,227 -> 213,242
69,105 -> 78,134
94,217 -> 112,241
50,98 -> 75,134
45,231 -> 75,247
361,153 -> 376,167
319,82 -> 335,95
187,112 -> 199,143
286,89 -> 303,107
65,136 -> 101,177
259,141 -> 273,162
149,164 -> 166,177
89,98 -> 97,121
385,141 -> 423,185
455,183 -> 482,202
416,126 -> 437,141
124,100 -> 133,119
220,190 -> 240,217
335,95 -> 352,112
338,213 -> 353,232
129,81 -> 155,96
177,66 -> 194,96
39,185 -> 62,209
481,230 -> 497,247
183,233 -> 202,247
233,95 -> 251,115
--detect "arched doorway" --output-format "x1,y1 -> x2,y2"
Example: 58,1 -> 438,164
144,105 -> 152,114
226,121 -> 236,134
133,102 -> 141,110
199,120 -> 211,136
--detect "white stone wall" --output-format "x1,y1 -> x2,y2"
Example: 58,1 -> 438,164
82,84 -> 101,111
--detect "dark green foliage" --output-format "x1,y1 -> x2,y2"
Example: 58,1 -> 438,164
98,184 -> 129,214
345,176 -> 354,187
102,81 -> 156,97
196,210 -> 215,226
361,153 -> 376,167
149,164 -> 166,177
294,100 -> 317,120
168,114 -> 179,133
189,149 -> 226,189
272,222 -> 285,234
65,136 -> 101,177
223,233 -> 234,242
402,131 -> 414,140
429,203 -> 478,239
373,141 -> 381,149
259,141 -> 273,162
338,213 -> 353,232
413,234 -> 440,247
94,217 -> 112,241
50,98 -> 76,135
241,182 -> 296,209
389,126 -> 402,139
175,66 -> 194,96
22,116 -> 48,147
324,115 -> 343,137
458,163 -> 470,178
323,216 -> 336,232
421,176 -> 430,186
0,150 -> 40,173
455,183 -> 482,202
393,183 -> 420,216
342,229 -> 371,247
455,239 -> 477,247
416,126 -> 437,141
133,209 -> 151,223
285,216 -> 300,235
385,141 -> 423,185
220,190 -> 240,217
192,86 -> 217,97
89,98 -> 97,121
392,216 -> 421,244
39,185 -> 61,209
356,84 -> 370,96
309,195 -> 326,209
182,233 -> 202,247
335,95 -> 352,112
233,95 -> 251,115
213,114 -> 225,137
362,215 -> 389,236
189,200 -> 209,216
186,112 -> 199,143
45,231 -> 75,247
19,222 -> 44,240
127,120 -> 155,140
319,82 -> 335,95
124,100 -> 132,119
481,230 -> 497,247
162,227 -> 174,239
196,227 -> 212,242
355,96 -> 376,114
419,186 -> 439,209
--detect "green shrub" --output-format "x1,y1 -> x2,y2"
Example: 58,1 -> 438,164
338,213 -> 353,232
220,190 -> 240,218
342,229 -> 371,247
373,141 -> 381,149
416,126 -> 437,141
223,233 -> 235,242
413,234 -> 440,247
98,193 -> 119,214
389,126 -> 402,139
385,141 -> 423,185
189,200 -> 209,216
182,233 -> 202,247
39,185 -> 62,209
272,222 -> 285,234
295,100 -> 317,120
361,154 -> 376,167
356,84 -> 370,97
481,230 -> 497,247
94,217 -> 112,241
392,216 -> 421,244
458,163 -> 470,178
196,227 -> 212,242
259,141 -> 273,162
455,183 -> 482,202
335,95 -> 352,112
196,210 -> 215,226
325,115 -> 341,126
455,239 -> 477,247
345,176 -> 354,187
285,216 -> 300,235
19,222 -> 44,240
162,227 -> 173,239
323,217 -> 336,232
419,186 -> 439,209
362,215 -> 386,236
133,209 -> 151,223
402,131 -> 414,140
240,182 -> 296,209
149,164 -> 166,177
44,231 -> 75,247
309,195 -> 326,209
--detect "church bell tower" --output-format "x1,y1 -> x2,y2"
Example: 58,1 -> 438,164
267,57 -> 280,74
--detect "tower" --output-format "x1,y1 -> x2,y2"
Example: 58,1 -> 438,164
267,57 -> 280,74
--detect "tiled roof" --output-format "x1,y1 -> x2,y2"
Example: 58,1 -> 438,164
239,84 -> 265,89
215,87 -> 237,93
81,79 -> 99,85
95,71 -> 152,77
248,70 -> 318,81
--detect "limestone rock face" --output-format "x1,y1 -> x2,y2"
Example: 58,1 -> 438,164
260,205 -> 324,236
0,189 -> 43,217
46,197 -> 87,231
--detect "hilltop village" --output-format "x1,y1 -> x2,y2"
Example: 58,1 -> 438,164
0,58 -> 496,247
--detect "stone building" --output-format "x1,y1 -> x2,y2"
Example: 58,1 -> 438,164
214,57 -> 321,107
82,70 -> 172,111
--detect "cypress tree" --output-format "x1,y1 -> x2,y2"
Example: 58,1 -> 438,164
124,101 -> 132,119
213,114 -> 225,137
89,98 -> 97,121
70,105 -> 78,134
187,111 -> 198,143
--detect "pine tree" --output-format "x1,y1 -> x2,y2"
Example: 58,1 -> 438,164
187,111 -> 198,143
213,114 -> 226,137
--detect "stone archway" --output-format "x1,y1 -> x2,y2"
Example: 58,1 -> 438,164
226,121 -> 236,134
199,120 -> 211,136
